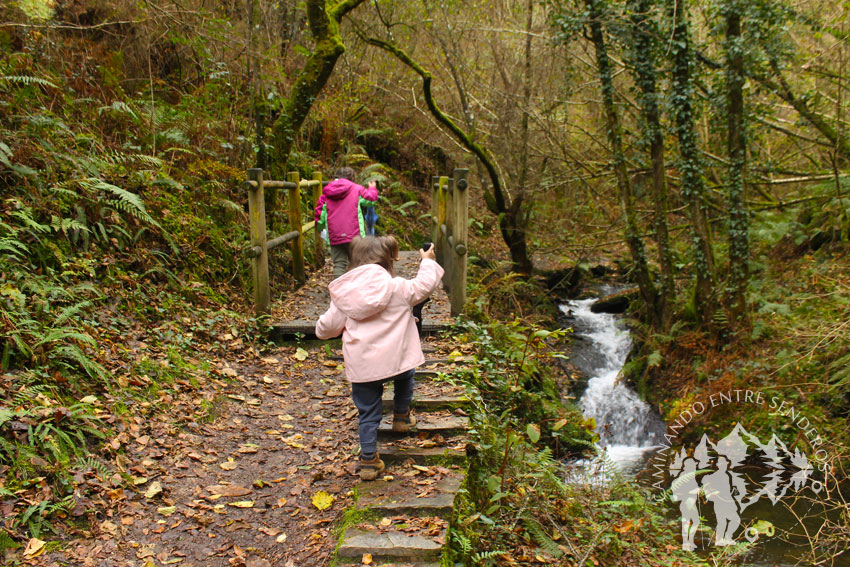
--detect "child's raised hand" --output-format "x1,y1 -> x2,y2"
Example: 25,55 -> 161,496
420,242 -> 436,261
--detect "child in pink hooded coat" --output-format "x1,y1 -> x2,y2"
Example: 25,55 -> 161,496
315,236 -> 443,480
314,167 -> 378,278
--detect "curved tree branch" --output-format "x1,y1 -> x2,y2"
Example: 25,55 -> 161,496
360,35 -> 509,215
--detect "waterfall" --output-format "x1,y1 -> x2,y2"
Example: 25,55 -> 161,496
561,298 -> 666,474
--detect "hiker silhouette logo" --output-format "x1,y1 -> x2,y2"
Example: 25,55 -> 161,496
668,423 -> 821,550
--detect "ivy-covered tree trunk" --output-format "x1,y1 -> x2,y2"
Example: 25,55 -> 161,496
363,36 -> 534,274
668,0 -> 716,323
269,0 -> 367,175
627,0 -> 674,330
586,0 -> 661,327
724,0 -> 749,321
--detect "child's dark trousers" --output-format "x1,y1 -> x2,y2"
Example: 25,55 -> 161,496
350,368 -> 415,459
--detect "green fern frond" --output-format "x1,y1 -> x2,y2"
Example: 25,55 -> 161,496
53,301 -> 92,326
471,550 -> 507,562
0,237 -> 29,259
453,530 -> 473,555
13,384 -> 50,406
11,209 -> 50,233
97,101 -> 139,122
52,345 -> 106,379
0,75 -> 59,89
218,199 -> 245,216
523,516 -> 564,558
35,328 -> 95,348
77,456 -> 110,477
0,409 -> 15,429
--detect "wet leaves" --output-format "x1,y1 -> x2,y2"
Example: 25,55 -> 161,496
144,481 -> 163,499
23,538 -> 46,559
311,491 -> 334,510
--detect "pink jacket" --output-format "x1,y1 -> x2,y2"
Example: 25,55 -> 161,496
315,259 -> 445,383
314,179 -> 378,245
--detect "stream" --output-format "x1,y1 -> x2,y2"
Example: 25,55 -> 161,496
560,295 -> 665,475
559,292 -> 846,566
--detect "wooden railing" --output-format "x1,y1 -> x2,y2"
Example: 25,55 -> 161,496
244,167 -> 470,318
244,168 -> 325,315
431,168 -> 469,316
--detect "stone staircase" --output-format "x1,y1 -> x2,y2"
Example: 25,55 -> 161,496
335,361 -> 471,566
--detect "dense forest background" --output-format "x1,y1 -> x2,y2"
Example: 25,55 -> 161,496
1,0 -> 848,564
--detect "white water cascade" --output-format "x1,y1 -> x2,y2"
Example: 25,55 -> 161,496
561,297 -> 666,474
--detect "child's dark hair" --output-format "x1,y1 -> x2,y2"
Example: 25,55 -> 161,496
334,166 -> 356,181
348,236 -> 397,276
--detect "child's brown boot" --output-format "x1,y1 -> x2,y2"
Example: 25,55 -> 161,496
359,454 -> 385,481
392,410 -> 416,433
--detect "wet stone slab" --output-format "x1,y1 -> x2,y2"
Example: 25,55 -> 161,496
337,528 -> 444,560
355,470 -> 463,517
377,412 -> 469,438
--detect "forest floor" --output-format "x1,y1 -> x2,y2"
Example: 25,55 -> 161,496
35,340 -> 363,567
24,326 -> 459,567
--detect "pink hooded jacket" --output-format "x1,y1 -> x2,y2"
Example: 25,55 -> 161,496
315,259 -> 445,383
314,179 -> 378,245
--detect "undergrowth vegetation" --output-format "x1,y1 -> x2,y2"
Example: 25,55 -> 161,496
0,36 -> 262,543
445,313 -> 702,566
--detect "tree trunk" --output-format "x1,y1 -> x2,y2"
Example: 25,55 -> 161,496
586,0 -> 660,327
725,1 -> 749,321
628,0 -> 674,330
269,0 -> 367,175
668,0 -> 716,324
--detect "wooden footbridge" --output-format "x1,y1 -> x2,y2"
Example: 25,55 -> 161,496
243,168 -> 470,337
242,168 -> 474,564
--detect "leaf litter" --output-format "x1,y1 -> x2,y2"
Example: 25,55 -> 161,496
30,340 -> 363,567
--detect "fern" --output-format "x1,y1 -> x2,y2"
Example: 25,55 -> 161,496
0,409 -> 14,429
97,101 -> 139,122
81,179 -> 155,224
453,530 -> 473,555
53,301 -> 92,326
0,75 -> 59,89
471,550 -> 507,562
12,384 -> 50,406
523,516 -> 564,558
77,456 -> 110,478
0,237 -> 29,260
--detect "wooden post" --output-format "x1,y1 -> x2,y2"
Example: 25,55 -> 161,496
430,176 -> 440,249
287,171 -> 306,284
312,172 -> 324,267
247,168 -> 270,315
450,168 -> 469,316
436,176 -> 449,269
443,176 -> 456,293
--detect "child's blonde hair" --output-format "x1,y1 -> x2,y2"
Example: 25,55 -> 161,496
349,236 -> 398,276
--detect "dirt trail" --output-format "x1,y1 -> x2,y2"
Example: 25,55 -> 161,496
47,343 -> 364,567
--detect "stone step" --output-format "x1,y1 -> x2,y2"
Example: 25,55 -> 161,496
377,413 -> 469,439
381,391 -> 468,411
355,470 -> 462,518
337,526 -> 445,561
380,445 -> 467,465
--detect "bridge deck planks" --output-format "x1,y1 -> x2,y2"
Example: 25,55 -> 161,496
271,251 -> 454,337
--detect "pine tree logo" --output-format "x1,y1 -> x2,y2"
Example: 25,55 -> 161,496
669,424 -> 820,550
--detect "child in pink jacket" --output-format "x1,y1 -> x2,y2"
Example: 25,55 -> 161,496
314,167 -> 378,278
315,236 -> 444,480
